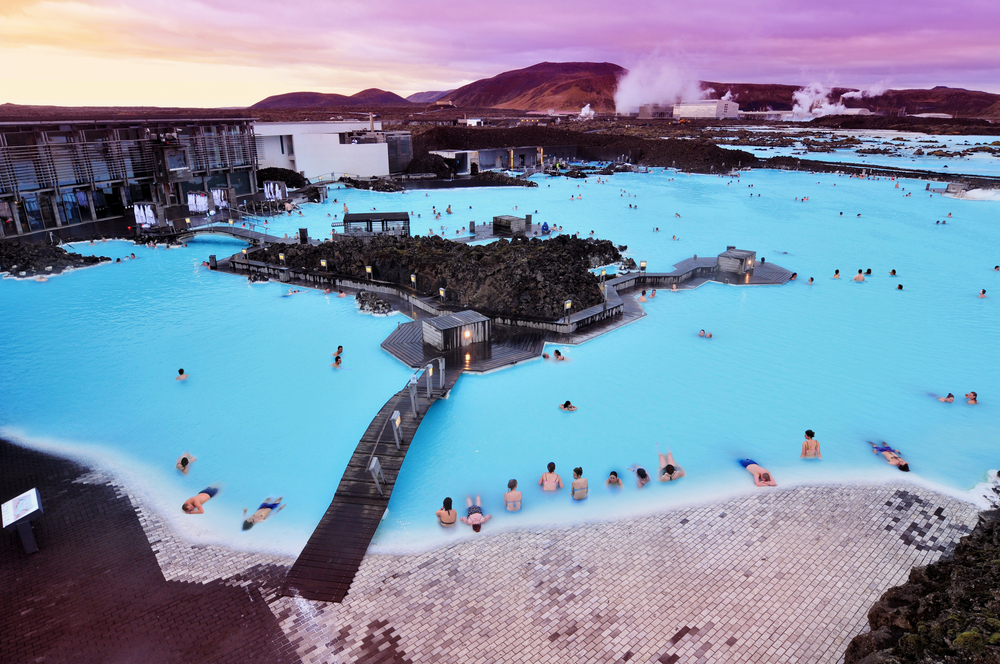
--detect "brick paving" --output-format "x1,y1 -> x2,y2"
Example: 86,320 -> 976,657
1,437 -> 982,664
271,483 -> 979,664
0,439 -> 298,664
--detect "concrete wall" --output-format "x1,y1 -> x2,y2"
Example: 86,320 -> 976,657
255,121 -> 390,178
673,101 -> 740,119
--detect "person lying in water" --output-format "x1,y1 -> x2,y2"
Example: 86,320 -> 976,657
242,497 -> 286,530
869,442 -> 910,471
182,486 -> 218,514
740,459 -> 777,486
459,495 -> 491,532
559,400 -> 578,411
937,393 -> 955,403
657,444 -> 686,481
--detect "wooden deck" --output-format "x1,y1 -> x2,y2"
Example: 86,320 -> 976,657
281,366 -> 463,603
381,322 -> 546,373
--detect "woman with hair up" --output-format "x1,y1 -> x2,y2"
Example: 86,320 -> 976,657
570,468 -> 588,500
504,480 -> 522,511
435,497 -> 457,526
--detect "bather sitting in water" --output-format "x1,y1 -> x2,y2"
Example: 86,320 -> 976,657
637,290 -> 647,302
966,391 -> 978,404
627,465 -> 651,489
740,460 -> 777,486
559,400 -> 577,411
436,497 -> 457,526
571,468 -> 588,500
890,269 -> 897,276
176,368 -> 189,381
869,442 -> 909,471
539,462 -> 563,491
833,270 -> 840,279
807,277 -> 814,285
460,495 -> 491,532
852,270 -> 864,282
553,350 -> 565,361
800,430 -> 822,458
242,497 -> 286,530
979,289 -> 987,298
937,393 -> 955,403
606,471 -> 623,487
175,452 -> 197,474
504,480 -> 522,511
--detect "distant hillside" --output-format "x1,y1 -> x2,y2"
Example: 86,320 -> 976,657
251,88 -> 411,109
446,62 -> 625,112
405,90 -> 453,104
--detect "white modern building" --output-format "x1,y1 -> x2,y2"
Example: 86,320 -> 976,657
673,100 -> 740,119
254,121 -> 412,179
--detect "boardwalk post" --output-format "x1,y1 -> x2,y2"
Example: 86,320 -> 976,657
390,411 -> 402,450
368,457 -> 385,496
426,364 -> 433,398
436,357 -> 446,389
408,376 -> 418,417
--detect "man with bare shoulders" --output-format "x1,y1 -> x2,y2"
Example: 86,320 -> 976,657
852,270 -> 865,282
182,486 -> 218,513
966,391 -> 978,404
740,460 -> 776,486
570,468 -> 588,500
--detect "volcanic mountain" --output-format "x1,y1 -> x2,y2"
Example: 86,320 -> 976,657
444,62 -> 624,112
251,88 -> 411,109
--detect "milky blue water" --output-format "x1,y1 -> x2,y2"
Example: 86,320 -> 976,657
3,147 -> 998,555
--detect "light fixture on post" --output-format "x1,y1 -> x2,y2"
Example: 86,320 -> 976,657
279,252 -> 285,265
639,260 -> 646,275
564,299 -> 572,324
410,274 -> 416,289
439,287 -> 446,303
320,259 -> 327,271
365,265 -> 372,280
600,268 -> 608,305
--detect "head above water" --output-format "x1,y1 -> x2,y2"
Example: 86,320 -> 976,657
761,473 -> 771,482
563,401 -> 572,408
547,462 -> 556,473
443,497 -> 452,511
507,479 -> 517,491
897,284 -> 903,290
609,471 -> 618,479
858,269 -> 863,274
805,430 -> 815,438
636,468 -> 648,480
835,270 -> 840,275
178,368 -> 185,375
898,463 -> 910,472
573,467 -> 583,478
242,519 -> 255,530
180,457 -> 189,468
472,523 -> 481,533
664,464 -> 675,475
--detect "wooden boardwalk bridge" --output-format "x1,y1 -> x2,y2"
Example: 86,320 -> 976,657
281,362 -> 463,603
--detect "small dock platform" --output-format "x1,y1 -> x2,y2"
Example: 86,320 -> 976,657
382,322 -> 546,373
281,365 -> 463,603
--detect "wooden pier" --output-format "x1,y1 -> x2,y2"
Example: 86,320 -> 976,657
382,321 -> 546,372
281,364 -> 463,603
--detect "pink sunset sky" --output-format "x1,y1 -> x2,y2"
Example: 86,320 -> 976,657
1,0 -> 997,107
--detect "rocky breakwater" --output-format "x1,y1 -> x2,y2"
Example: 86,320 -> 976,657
0,239 -> 109,277
249,234 -> 620,319
845,511 -> 1000,664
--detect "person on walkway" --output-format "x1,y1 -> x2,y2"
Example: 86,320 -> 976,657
175,452 -> 196,474
571,468 -> 588,500
504,480 -> 522,511
559,400 -> 577,411
740,460 -> 777,486
460,495 -> 491,532
869,442 -> 910,471
801,430 -> 822,459
539,462 -> 563,491
242,497 -> 286,530
658,445 -> 686,481
182,486 -> 218,514
436,497 -> 457,526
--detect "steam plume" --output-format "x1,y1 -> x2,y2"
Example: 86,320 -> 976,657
614,58 -> 703,114
841,80 -> 889,99
790,83 -> 847,120
579,104 -> 595,120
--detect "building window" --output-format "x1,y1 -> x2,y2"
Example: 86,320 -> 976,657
58,192 -> 81,225
279,136 -> 284,154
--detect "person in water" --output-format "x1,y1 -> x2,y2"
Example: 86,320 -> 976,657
559,400 -> 577,411
897,284 -> 903,290
337,289 -> 346,298
790,273 -> 797,281
334,345 -> 343,358
650,289 -> 657,298
699,329 -> 706,337
938,393 -> 955,402
176,368 -> 189,381
865,268 -> 872,275
637,290 -> 647,302
740,460 -> 777,486
553,350 -> 564,361
242,497 -> 286,530
606,471 -> 623,487
979,289 -> 987,298
890,269 -> 897,276
852,270 -> 865,282
504,480 -> 522,511
966,391 -> 978,404
435,497 -> 457,526
182,486 -> 218,513
460,495 -> 491,532
539,462 -> 563,491
801,430 -> 822,459
571,468 -> 588,500
332,356 -> 342,368
175,452 -> 197,474
869,442 -> 909,471
833,270 -> 840,279
657,446 -> 686,482
628,465 -> 651,488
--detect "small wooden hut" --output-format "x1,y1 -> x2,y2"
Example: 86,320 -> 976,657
422,311 -> 491,351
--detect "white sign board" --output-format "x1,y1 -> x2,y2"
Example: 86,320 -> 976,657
2,488 -> 40,528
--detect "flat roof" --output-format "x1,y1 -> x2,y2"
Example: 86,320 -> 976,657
343,212 -> 409,222
423,310 -> 489,330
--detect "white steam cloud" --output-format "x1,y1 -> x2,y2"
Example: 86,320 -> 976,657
790,83 -> 848,120
721,90 -> 734,102
614,59 -> 704,114
841,80 -> 889,99
579,103 -> 595,120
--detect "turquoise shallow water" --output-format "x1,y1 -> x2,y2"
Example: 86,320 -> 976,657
2,156 -> 998,555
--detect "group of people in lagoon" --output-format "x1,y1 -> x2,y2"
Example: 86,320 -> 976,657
434,429 -> 923,533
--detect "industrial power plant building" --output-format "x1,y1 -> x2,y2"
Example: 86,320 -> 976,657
673,100 -> 740,119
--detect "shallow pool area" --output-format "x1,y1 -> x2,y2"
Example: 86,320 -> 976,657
3,157 -> 999,557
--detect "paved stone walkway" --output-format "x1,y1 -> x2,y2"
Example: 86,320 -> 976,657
271,483 -> 979,664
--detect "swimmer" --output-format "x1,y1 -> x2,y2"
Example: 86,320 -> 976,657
801,430 -> 822,459
994,266 -> 999,272
542,353 -> 550,359
606,471 -> 623,487
182,486 -> 218,513
672,235 -> 677,240
436,497 -> 457,526
242,497 -> 286,530
897,284 -> 903,290
890,269 -> 896,276
554,350 -> 564,361
175,452 -> 197,474
740,460 -> 777,486
460,495 -> 491,532
790,273 -> 797,281
539,462 -> 563,491
865,268 -> 872,275
657,445 -> 686,482
627,465 -> 651,489
675,213 -> 681,218
869,442 -> 909,471
808,277 -> 814,284
670,284 -> 678,292
979,289 -> 987,298
699,329 -> 706,337
504,480 -> 522,511
559,400 -> 578,411
570,468 -> 588,500
332,356 -> 342,369
337,289 -> 346,298
833,270 -> 840,279
637,289 -> 647,302
286,288 -> 301,295
176,368 -> 189,381
334,345 -> 343,358
937,393 -> 955,403
705,332 -> 713,338
966,391 -> 978,404
650,289 -> 657,298
852,270 -> 865,282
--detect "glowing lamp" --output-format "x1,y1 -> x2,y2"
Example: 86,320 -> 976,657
564,299 -> 572,310
365,265 -> 372,279
320,259 -> 327,268
410,274 -> 416,286
463,330 -> 471,339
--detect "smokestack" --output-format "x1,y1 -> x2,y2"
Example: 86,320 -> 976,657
369,112 -> 374,131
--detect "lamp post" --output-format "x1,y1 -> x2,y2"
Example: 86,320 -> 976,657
639,260 -> 646,275
600,268 -> 607,306
320,259 -> 327,271
365,265 -> 372,280
564,299 -> 572,325
279,252 -> 285,266
439,287 -> 446,304
410,274 -> 417,317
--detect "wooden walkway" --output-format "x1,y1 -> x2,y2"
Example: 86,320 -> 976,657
281,366 -> 463,603
381,322 -> 546,372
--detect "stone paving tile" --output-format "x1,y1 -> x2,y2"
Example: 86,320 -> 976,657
273,482 -> 979,664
